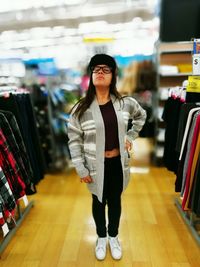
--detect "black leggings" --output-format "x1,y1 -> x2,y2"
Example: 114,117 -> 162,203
92,155 -> 123,238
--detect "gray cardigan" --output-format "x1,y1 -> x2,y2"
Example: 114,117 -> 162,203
67,95 -> 146,202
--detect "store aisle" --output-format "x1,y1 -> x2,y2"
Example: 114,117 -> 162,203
0,139 -> 200,267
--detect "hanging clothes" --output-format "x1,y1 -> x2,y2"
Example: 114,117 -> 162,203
15,93 -> 46,183
191,153 -> 200,215
175,103 -> 198,155
0,167 -> 16,226
186,91 -> 200,103
175,106 -> 200,192
0,129 -> 26,200
181,111 -> 200,210
162,92 -> 185,173
0,111 -> 35,194
0,92 -> 46,184
187,131 -> 200,210
162,87 -> 200,215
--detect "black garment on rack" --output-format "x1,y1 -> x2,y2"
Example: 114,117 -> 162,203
0,93 -> 23,132
162,97 -> 183,173
15,94 -> 46,183
0,93 -> 46,184
186,92 -> 200,103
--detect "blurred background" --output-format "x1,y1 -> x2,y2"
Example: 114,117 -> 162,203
1,0 -> 200,262
0,0 -> 199,175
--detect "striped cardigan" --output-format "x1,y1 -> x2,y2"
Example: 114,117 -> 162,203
67,94 -> 146,202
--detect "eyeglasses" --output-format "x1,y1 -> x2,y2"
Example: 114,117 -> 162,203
92,66 -> 112,74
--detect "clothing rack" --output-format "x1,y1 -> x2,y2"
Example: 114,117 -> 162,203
174,92 -> 200,245
0,200 -> 34,255
174,107 -> 200,245
0,87 -> 39,255
161,84 -> 200,246
174,197 -> 200,245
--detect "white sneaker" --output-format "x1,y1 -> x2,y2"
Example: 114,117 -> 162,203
108,236 -> 122,260
95,237 -> 107,260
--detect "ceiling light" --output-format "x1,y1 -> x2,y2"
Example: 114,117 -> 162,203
64,0 -> 87,5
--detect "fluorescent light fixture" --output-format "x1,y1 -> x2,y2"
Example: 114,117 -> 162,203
64,0 -> 86,5
0,0 -> 69,12
78,21 -> 108,34
130,167 -> 149,174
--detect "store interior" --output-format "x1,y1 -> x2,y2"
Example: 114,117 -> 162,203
0,0 -> 160,172
0,0 -> 200,266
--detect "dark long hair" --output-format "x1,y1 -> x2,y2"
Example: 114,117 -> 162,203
71,70 -> 123,120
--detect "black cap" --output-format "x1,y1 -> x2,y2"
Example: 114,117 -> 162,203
88,54 -> 117,72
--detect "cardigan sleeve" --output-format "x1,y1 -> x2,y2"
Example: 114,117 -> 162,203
125,97 -> 147,143
67,113 -> 89,178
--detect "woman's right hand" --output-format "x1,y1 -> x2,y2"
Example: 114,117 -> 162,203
80,175 -> 93,183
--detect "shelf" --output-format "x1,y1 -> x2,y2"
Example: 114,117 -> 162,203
174,197 -> 200,246
0,201 -> 34,255
159,50 -> 192,54
153,41 -> 193,166
156,41 -> 193,54
160,53 -> 192,65
160,72 -> 192,77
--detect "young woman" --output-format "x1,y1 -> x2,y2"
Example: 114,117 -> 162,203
67,54 -> 146,261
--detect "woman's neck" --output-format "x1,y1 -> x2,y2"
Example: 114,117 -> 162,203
96,90 -> 110,105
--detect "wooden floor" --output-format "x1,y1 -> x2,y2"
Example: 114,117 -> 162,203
0,140 -> 200,266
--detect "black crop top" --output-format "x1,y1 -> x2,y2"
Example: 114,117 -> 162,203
99,100 -> 119,151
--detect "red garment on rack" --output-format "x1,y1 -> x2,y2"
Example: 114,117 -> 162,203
0,129 -> 26,200
182,114 -> 200,210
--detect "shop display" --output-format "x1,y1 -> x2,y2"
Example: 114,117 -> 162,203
153,41 -> 193,165
161,40 -> 200,245
0,87 -> 41,252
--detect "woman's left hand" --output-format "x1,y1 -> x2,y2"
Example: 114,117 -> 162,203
125,140 -> 132,151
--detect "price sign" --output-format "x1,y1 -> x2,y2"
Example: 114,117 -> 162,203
187,76 -> 200,92
192,54 -> 200,75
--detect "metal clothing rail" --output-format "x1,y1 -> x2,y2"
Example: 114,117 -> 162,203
0,200 -> 34,255
174,197 -> 200,246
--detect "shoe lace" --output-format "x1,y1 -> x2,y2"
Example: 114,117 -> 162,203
110,238 -> 120,250
97,238 -> 106,249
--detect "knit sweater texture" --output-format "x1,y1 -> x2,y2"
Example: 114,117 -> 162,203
67,95 -> 146,202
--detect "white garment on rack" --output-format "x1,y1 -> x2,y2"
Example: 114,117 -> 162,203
181,111 -> 200,196
179,107 -> 200,160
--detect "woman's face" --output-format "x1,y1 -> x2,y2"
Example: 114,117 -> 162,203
92,65 -> 112,88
